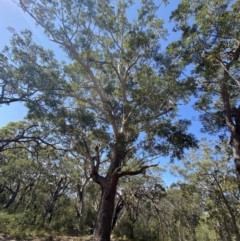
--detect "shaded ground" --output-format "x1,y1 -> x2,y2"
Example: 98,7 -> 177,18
0,234 -> 92,241
0,234 -> 122,241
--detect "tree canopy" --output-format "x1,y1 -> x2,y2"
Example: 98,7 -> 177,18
1,0 -> 240,240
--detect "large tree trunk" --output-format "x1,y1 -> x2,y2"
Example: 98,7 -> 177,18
91,134 -> 154,241
91,135 -> 126,241
230,106 -> 240,192
219,71 -> 240,241
93,174 -> 118,241
221,71 -> 240,192
231,136 -> 240,192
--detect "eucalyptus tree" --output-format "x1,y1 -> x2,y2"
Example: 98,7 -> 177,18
0,29 -> 66,152
0,120 -> 64,153
171,139 -> 240,241
0,121 -> 67,205
0,27 -> 64,106
168,0 -> 240,190
164,186 -> 213,241
113,172 -> 166,240
0,122 -> 78,234
13,0 -> 197,240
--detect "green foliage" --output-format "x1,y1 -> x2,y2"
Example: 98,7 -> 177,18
0,212 -> 37,239
168,0 -> 240,136
195,217 -> 218,241
147,119 -> 198,160
0,3 -> 199,239
0,28 -> 63,108
13,0 -> 197,164
171,139 -> 240,241
4,0 -> 235,240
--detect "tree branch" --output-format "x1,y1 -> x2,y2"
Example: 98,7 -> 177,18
117,164 -> 158,178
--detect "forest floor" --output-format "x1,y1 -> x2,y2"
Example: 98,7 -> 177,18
0,234 -> 93,241
0,234 -> 122,241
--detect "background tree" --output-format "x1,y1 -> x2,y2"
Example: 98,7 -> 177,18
0,28 -> 66,152
0,28 -> 61,106
0,122 -> 79,236
113,172 -> 166,240
171,139 -> 240,241
168,0 -> 240,190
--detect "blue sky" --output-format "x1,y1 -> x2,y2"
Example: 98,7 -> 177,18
0,0 -> 209,186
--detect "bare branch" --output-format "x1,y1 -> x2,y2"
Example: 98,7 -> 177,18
117,164 -> 158,178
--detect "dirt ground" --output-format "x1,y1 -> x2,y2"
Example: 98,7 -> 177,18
0,234 -> 92,241
0,234 -> 123,241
